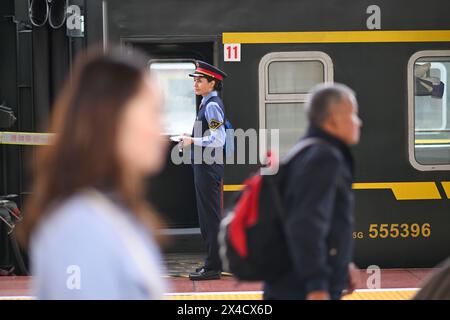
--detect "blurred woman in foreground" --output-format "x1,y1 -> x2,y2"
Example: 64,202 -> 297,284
19,48 -> 168,299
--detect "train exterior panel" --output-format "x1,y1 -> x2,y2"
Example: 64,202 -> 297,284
1,0 -> 449,268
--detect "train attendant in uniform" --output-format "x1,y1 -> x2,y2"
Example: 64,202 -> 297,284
180,61 -> 227,280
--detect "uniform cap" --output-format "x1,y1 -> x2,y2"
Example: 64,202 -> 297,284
189,60 -> 227,81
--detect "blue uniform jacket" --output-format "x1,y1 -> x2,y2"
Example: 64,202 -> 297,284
264,125 -> 355,300
191,91 -> 226,164
192,91 -> 225,148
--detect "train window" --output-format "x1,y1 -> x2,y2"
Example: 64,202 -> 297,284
408,51 -> 450,170
268,61 -> 324,95
150,61 -> 196,135
266,103 -> 308,156
259,52 -> 333,158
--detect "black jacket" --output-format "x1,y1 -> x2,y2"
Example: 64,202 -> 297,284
264,125 -> 355,300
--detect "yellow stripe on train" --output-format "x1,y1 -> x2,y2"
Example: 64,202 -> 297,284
352,182 -> 441,200
223,30 -> 450,44
414,139 -> 450,144
224,182 -> 450,200
441,182 -> 450,199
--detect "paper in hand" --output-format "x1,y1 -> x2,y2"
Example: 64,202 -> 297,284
170,136 -> 183,142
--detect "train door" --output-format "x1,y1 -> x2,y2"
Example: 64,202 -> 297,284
258,52 -> 334,158
123,40 -> 217,242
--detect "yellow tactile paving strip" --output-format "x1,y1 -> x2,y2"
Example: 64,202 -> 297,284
167,293 -> 262,300
0,289 -> 418,300
167,289 -> 418,300
0,296 -> 32,300
342,289 -> 417,300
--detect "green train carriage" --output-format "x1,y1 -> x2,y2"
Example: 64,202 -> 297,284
1,0 -> 449,269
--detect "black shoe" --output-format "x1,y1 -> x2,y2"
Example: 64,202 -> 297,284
189,268 -> 221,281
195,266 -> 206,273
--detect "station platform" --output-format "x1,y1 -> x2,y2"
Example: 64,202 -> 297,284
0,253 -> 436,300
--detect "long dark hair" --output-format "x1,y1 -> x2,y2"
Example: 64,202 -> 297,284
18,47 -> 165,246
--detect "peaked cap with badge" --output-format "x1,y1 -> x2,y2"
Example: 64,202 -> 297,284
189,61 -> 228,81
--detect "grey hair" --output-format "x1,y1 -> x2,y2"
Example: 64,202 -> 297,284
305,83 -> 356,127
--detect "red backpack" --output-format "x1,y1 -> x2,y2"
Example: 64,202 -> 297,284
218,138 -> 325,282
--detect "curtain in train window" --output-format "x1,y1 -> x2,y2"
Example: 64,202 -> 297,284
150,61 -> 196,135
268,61 -> 324,94
266,103 -> 308,156
414,57 -> 450,165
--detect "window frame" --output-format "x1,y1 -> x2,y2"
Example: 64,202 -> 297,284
258,51 -> 334,159
407,50 -> 450,171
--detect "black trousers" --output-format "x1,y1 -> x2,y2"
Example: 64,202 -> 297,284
192,163 -> 224,271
